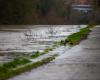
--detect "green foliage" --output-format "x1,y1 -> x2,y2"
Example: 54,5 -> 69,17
59,40 -> 65,45
0,58 -> 30,73
87,24 -> 95,28
31,47 -> 53,59
31,51 -> 41,58
66,27 -> 91,45
57,26 -> 91,46
42,47 -> 53,54
41,54 -> 58,64
0,55 -> 57,80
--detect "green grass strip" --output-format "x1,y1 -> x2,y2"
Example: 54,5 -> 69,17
0,58 -> 31,72
66,27 -> 91,45
57,26 -> 92,46
0,54 -> 58,80
31,47 -> 53,59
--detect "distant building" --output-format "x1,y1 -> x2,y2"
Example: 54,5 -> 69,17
74,0 -> 94,5
70,0 -> 93,13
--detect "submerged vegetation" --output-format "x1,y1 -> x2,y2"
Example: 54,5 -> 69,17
57,26 -> 91,46
31,47 -> 53,58
66,27 -> 91,45
0,25 -> 93,80
35,26 -> 92,53
0,58 -> 31,72
0,54 -> 57,80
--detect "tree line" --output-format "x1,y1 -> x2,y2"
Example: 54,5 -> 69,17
0,0 -> 99,24
0,0 -> 72,24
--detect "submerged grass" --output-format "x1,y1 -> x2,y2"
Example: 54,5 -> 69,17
0,54 -> 58,80
31,47 -> 53,59
57,26 -> 91,46
66,27 -> 91,45
31,25 -> 93,59
0,58 -> 31,73
31,26 -> 92,59
0,25 -> 93,80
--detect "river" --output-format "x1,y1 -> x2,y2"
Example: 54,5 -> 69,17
0,25 -> 86,64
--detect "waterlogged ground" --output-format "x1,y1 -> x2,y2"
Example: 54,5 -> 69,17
9,26 -> 100,80
0,25 -> 83,52
0,25 -> 85,63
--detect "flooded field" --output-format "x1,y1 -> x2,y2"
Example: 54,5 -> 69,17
9,26 -> 100,80
0,25 -> 85,63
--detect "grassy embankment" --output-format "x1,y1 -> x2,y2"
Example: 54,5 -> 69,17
66,27 -> 91,45
0,54 -> 57,80
58,26 -> 92,46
